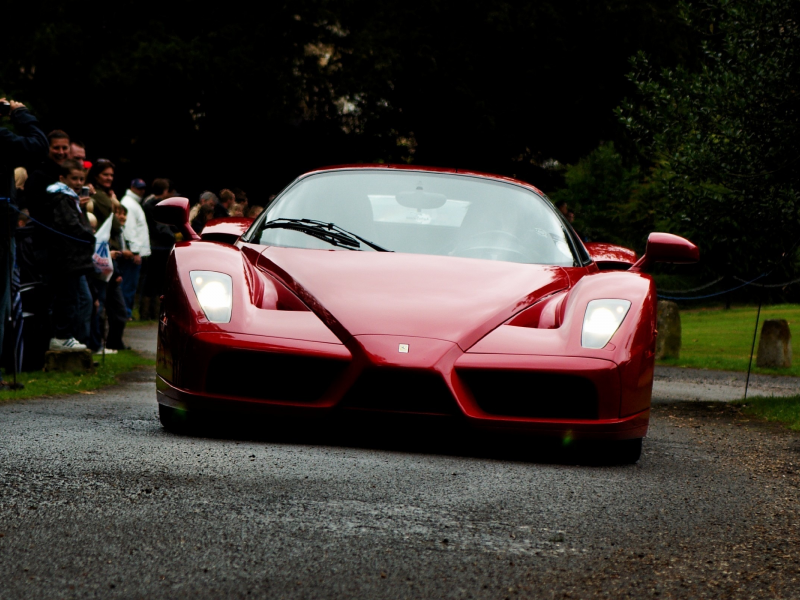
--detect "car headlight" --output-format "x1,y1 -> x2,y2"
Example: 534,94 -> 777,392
581,299 -> 631,349
190,271 -> 232,323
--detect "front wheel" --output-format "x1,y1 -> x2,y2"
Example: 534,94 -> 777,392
609,438 -> 643,465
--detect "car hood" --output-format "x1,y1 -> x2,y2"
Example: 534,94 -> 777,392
255,247 -> 570,350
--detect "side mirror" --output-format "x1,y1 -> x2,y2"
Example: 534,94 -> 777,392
629,232 -> 699,273
153,197 -> 200,241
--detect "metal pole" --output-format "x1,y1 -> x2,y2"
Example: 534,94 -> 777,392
744,295 -> 762,400
7,205 -> 17,389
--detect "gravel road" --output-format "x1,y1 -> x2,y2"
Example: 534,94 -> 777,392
654,366 -> 800,402
1,326 -> 799,599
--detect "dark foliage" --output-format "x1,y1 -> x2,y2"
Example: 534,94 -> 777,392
1,1 -> 692,202
621,0 -> 800,278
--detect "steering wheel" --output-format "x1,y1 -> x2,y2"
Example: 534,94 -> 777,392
450,230 -> 536,263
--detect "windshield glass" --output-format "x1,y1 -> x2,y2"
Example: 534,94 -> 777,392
249,170 -> 576,266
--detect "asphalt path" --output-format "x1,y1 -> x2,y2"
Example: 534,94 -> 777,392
1,326 -> 799,599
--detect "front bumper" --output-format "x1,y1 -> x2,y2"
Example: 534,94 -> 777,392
157,330 -> 650,441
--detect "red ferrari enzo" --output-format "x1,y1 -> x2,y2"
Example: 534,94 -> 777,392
154,165 -> 698,463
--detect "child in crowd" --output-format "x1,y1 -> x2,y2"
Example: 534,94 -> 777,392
45,159 -> 95,351
103,204 -> 133,352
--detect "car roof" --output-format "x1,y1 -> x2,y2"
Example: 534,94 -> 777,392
299,164 -> 547,198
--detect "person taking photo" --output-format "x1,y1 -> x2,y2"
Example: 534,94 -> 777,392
0,98 -> 47,387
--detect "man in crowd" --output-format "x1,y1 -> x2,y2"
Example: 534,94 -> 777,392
26,130 -> 72,222
190,191 -> 218,233
233,188 -> 249,216
0,98 -> 48,387
69,140 -> 89,170
47,130 -> 70,166
119,179 -> 150,318
554,200 -> 569,218
140,179 -> 174,319
216,189 -> 234,219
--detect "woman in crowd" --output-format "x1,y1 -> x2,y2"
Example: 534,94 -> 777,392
86,160 -> 127,352
87,159 -> 121,235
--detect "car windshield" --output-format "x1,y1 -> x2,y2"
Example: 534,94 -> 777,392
248,170 -> 577,266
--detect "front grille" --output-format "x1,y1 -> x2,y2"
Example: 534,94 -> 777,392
458,369 -> 598,419
206,351 -> 347,402
339,369 -> 460,416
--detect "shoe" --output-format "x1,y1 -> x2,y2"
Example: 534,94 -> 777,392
0,382 -> 24,391
94,348 -> 118,355
49,338 -> 87,352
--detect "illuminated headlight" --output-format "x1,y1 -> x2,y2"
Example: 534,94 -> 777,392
190,271 -> 232,323
581,299 -> 631,349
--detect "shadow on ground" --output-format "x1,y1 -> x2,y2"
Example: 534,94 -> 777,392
159,409 -> 642,467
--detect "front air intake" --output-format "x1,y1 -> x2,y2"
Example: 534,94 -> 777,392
458,370 -> 599,419
206,351 -> 347,402
339,369 -> 460,416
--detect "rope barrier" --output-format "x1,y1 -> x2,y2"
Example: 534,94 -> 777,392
658,273 -> 768,301
659,277 -> 725,294
658,274 -> 800,299
732,275 -> 800,289
0,197 -> 172,251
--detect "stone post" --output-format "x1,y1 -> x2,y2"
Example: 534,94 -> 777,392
756,319 -> 792,368
44,350 -> 94,373
656,300 -> 681,360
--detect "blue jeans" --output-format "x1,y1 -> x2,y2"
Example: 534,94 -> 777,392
117,260 -> 141,319
52,273 -> 82,340
76,275 -> 92,344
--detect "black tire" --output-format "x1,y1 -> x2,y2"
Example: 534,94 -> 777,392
158,404 -> 192,434
611,437 -> 643,465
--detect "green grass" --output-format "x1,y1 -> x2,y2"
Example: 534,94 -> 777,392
126,319 -> 158,329
0,350 -> 154,402
735,395 -> 800,431
657,303 -> 800,376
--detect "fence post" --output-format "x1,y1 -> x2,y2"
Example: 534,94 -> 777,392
656,300 -> 681,360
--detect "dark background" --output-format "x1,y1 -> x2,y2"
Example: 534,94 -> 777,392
1,0 -> 693,203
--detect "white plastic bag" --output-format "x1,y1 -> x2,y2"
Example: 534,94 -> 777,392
92,215 -> 114,282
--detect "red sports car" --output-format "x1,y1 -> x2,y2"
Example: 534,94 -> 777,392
154,165 -> 698,463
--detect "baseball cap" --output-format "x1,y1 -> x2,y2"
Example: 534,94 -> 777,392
131,178 -> 147,190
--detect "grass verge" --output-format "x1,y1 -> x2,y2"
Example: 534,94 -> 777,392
126,319 -> 158,329
735,395 -> 800,431
0,350 -> 154,402
657,303 -> 800,376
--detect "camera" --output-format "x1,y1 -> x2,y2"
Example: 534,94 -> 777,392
80,186 -> 91,197
0,102 -> 11,117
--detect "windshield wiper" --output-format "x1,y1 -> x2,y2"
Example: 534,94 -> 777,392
261,218 -> 392,252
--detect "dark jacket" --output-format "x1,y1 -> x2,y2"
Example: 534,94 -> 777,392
23,158 -> 62,271
47,185 -> 95,276
0,108 -> 48,231
213,203 -> 229,220
90,189 -> 122,236
191,215 -> 206,234
25,159 -> 60,224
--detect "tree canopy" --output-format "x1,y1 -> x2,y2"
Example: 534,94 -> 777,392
1,1 -> 691,200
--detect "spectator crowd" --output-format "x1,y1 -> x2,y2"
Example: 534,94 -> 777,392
0,99 -> 262,389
